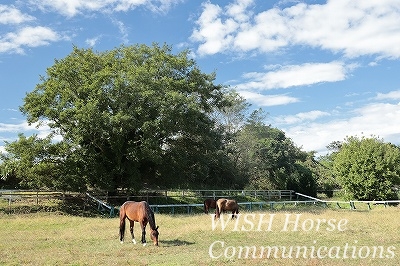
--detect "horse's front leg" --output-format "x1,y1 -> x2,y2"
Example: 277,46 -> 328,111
215,206 -> 221,220
129,221 -> 137,244
140,222 -> 147,246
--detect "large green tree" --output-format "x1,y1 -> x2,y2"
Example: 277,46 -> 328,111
231,109 -> 316,195
333,136 -> 400,200
18,44 -> 232,192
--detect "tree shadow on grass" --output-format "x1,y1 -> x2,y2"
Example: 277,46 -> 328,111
161,239 -> 195,247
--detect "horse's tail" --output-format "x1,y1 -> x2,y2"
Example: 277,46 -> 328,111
144,202 -> 157,230
119,203 -> 126,242
203,200 -> 208,214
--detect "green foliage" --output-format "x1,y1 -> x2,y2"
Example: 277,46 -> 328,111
0,134 -> 85,190
286,163 -> 317,197
333,136 -> 400,200
308,151 -> 340,198
231,110 -> 316,194
17,44 -> 233,191
211,90 -> 250,135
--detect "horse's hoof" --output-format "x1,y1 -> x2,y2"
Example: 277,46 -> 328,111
132,239 -> 137,244
143,243 -> 147,246
120,241 -> 123,244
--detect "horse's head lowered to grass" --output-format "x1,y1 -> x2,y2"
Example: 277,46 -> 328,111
119,201 -> 159,246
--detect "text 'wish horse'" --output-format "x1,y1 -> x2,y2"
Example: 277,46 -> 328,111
119,201 -> 159,246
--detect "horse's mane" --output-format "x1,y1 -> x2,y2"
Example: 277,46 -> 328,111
144,201 -> 157,230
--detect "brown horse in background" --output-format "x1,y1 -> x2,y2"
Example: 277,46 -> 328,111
203,198 -> 216,214
119,201 -> 159,246
215,198 -> 239,219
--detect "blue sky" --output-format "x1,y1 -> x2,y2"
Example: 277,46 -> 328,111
1,0 -> 400,156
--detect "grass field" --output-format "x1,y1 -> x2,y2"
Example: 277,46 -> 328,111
0,204 -> 399,266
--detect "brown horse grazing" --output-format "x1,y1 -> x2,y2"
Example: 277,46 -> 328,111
119,201 -> 159,246
203,198 -> 216,214
215,198 -> 239,219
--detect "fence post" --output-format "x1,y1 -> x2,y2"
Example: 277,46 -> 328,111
8,197 -> 12,213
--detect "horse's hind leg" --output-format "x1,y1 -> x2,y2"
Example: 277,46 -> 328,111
119,219 -> 125,244
129,221 -> 136,244
231,208 -> 239,219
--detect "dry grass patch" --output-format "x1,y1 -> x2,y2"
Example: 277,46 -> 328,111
0,206 -> 399,265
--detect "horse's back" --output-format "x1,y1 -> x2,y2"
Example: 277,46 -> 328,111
217,198 -> 238,210
121,201 -> 147,221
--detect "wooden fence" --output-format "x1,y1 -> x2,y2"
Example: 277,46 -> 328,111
124,189 -> 295,202
2,189 -> 399,216
0,190 -> 73,205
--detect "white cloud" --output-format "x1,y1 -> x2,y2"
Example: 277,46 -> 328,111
376,90 -> 400,101
283,102 -> 400,155
0,121 -> 56,155
0,4 -> 35,24
28,0 -> 113,17
275,110 -> 331,124
0,121 -> 42,133
286,1 -> 400,59
235,62 -> 349,90
0,26 -> 60,54
132,0 -> 184,14
28,0 -> 183,17
113,0 -> 149,12
111,19 -> 129,43
191,0 -> 400,59
238,91 -> 299,106
226,0 -> 254,22
191,2 -> 239,56
85,36 -> 101,46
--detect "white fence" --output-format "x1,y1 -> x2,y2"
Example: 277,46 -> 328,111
2,190 -> 399,216
295,192 -> 400,210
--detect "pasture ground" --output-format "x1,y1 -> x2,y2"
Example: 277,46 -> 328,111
0,205 -> 399,265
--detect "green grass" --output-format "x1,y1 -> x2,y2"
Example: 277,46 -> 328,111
0,205 -> 399,265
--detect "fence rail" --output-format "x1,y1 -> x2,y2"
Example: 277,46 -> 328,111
123,189 -> 295,201
295,192 -> 400,210
149,200 -> 323,214
0,190 -> 73,204
2,190 -> 399,215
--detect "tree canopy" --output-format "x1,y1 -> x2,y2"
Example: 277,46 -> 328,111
333,136 -> 400,200
226,109 -> 316,196
15,44 -> 234,192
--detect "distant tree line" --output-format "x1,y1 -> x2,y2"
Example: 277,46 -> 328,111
1,44 -> 399,200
